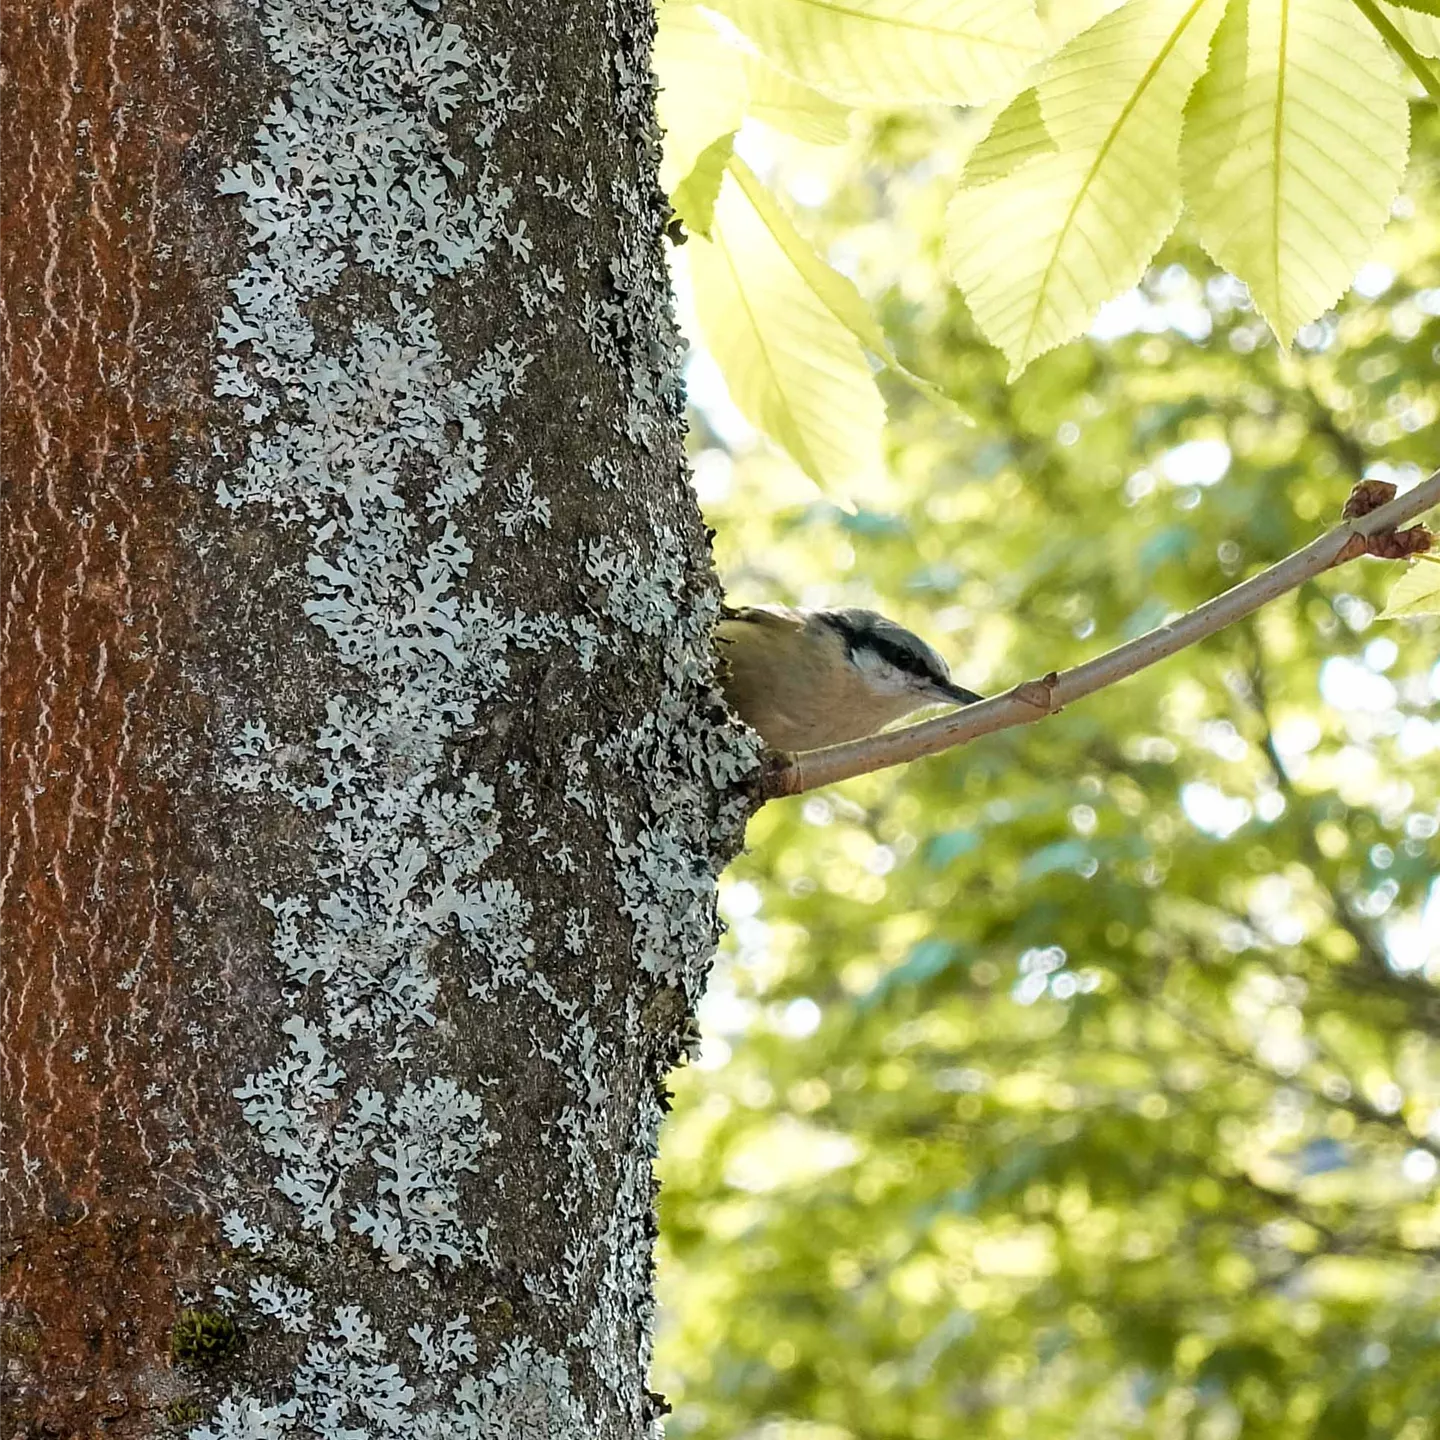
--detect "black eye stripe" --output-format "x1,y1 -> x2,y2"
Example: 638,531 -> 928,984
823,612 -> 943,684
868,635 -> 938,682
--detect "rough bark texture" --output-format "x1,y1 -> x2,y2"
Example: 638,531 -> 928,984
2,1 -> 756,1434
2,0 -> 226,1424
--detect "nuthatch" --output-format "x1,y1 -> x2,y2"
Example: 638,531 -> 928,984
715,604 -> 983,752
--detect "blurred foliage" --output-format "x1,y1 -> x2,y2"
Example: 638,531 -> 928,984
657,99 -> 1440,1440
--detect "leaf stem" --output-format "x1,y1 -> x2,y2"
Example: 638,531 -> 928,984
759,468 -> 1440,799
1351,0 -> 1440,106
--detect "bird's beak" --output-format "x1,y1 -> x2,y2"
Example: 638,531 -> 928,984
930,679 -> 984,706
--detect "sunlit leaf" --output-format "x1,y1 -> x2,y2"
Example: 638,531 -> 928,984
727,159 -> 970,416
1380,554 -> 1440,616
707,0 -> 1048,107
959,88 -> 1054,188
689,168 -> 886,489
1380,3 -> 1440,56
673,132 -> 736,237
1036,0 -> 1130,47
949,0 -> 1225,378
746,57 -> 854,144
655,0 -> 749,195
1181,0 -> 1410,348
727,160 -> 886,347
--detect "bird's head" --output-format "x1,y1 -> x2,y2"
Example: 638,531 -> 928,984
818,607 -> 984,709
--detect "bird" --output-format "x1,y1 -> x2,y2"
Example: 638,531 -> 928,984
715,603 -> 984,753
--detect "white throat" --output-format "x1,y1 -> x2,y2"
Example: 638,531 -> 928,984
852,644 -> 918,698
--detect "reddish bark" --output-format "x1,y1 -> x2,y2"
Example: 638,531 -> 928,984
2,1 -> 219,1428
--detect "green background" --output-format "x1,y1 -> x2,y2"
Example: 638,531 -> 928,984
656,106 -> 1440,1440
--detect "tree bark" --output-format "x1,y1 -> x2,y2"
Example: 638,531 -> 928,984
1,1 -> 755,1434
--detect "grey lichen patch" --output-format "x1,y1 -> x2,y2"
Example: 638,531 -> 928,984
246,1275 -> 315,1335
575,1084 -> 667,1407
448,1337 -> 591,1438
409,1313 -> 478,1374
221,1211 -> 277,1257
190,1308 -> 586,1439
586,523 -> 760,999
235,1018 -> 498,1268
203,0 -> 757,1430
214,0 -> 527,1270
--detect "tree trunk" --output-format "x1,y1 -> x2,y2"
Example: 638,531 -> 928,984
1,0 -> 755,1433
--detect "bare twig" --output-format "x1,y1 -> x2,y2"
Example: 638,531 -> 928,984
761,470 -> 1440,799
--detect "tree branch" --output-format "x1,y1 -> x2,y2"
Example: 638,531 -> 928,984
761,470 -> 1440,799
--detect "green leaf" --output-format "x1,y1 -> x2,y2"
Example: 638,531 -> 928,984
1360,0 -> 1440,104
1379,554 -> 1440,617
672,132 -> 736,237
728,158 -> 971,416
746,57 -> 854,144
1037,0 -> 1131,46
728,159 -> 888,347
654,0 -> 749,196
688,167 -> 886,489
949,0 -> 1225,379
1381,2 -> 1440,56
1381,0 -> 1440,16
707,0 -> 1047,107
1181,0 -> 1410,349
959,87 -> 1055,188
